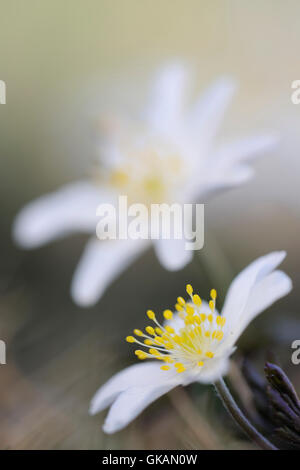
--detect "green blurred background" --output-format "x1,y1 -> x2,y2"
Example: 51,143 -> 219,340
0,0 -> 299,449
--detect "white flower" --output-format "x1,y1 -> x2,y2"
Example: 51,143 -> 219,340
89,251 -> 292,434
13,63 -> 277,306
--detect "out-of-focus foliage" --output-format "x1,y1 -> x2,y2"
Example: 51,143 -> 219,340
242,360 -> 300,449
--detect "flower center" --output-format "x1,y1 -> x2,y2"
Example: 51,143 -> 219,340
94,118 -> 185,205
108,153 -> 183,205
109,167 -> 167,204
126,285 -> 226,374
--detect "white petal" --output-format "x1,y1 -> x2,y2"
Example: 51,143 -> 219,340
146,62 -> 189,135
214,134 -> 279,169
90,361 -> 182,434
13,181 -> 110,248
220,251 -> 290,349
184,135 -> 278,204
197,356 -> 230,384
189,77 -> 236,151
243,270 -> 292,320
211,165 -> 255,189
222,251 -> 286,320
71,238 -> 149,306
89,362 -> 172,415
154,238 -> 193,271
223,270 -> 292,349
181,165 -> 255,204
182,172 -> 254,210
103,382 -> 178,434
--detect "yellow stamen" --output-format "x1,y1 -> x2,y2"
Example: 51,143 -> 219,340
154,337 -> 164,344
193,294 -> 202,307
147,310 -> 156,320
210,289 -> 217,300
149,348 -> 159,356
134,329 -> 143,337
127,285 -> 224,374
135,350 -> 147,360
185,305 -> 195,315
163,309 -> 173,320
126,336 -> 135,343
175,363 -> 186,373
144,339 -> 153,346
165,325 -> 174,334
186,284 -> 193,295
145,326 -> 155,335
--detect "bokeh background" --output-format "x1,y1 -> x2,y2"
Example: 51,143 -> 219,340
0,0 -> 299,449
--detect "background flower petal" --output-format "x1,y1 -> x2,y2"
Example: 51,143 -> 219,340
189,77 -> 236,153
71,237 -> 149,306
146,62 -> 189,136
13,181 -> 110,248
213,134 -> 279,169
154,238 -> 193,271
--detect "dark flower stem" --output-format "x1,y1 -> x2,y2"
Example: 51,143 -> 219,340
214,377 -> 277,450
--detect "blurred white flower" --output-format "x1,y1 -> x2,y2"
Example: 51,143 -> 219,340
90,251 -> 292,434
13,63 -> 277,306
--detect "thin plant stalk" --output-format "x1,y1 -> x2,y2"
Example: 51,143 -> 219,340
214,377 -> 277,450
